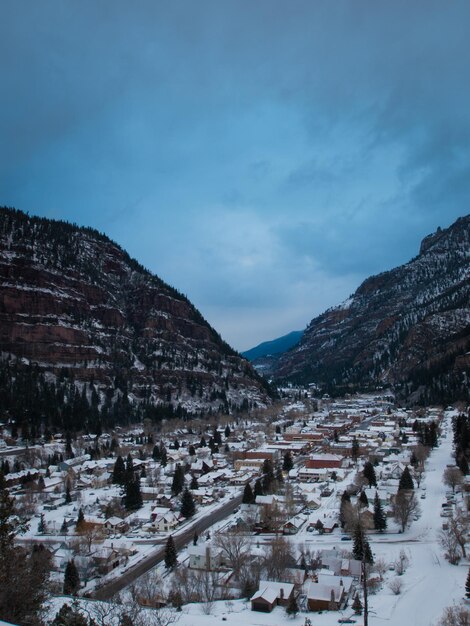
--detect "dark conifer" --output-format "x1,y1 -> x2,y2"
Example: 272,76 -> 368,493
63,559 -> 80,595
242,482 -> 255,504
358,491 -> 369,507
164,535 -> 178,568
180,488 -> 196,518
285,593 -> 299,617
171,464 -> 185,496
373,491 -> 387,532
283,452 -> 294,472
398,465 -> 414,491
363,461 -> 377,487
112,455 -> 126,485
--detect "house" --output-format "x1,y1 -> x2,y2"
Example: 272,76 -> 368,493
251,580 -> 295,612
283,516 -> 304,535
104,517 -> 129,534
152,511 -> 180,533
188,544 -> 227,570
306,579 -> 345,611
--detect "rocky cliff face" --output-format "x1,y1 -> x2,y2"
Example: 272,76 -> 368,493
0,207 -> 271,427
274,215 -> 470,404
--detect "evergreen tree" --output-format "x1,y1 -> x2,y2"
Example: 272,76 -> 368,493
160,446 -> 168,467
38,513 -> 47,534
351,436 -> 359,462
199,436 -> 207,447
466,568 -> 470,599
190,475 -> 199,490
76,508 -> 85,531
352,593 -> 363,615
52,602 -> 90,626
112,456 -> 126,485
352,526 -> 365,560
65,483 -> 72,504
398,465 -> 414,491
363,461 -> 377,487
459,455 -> 469,476
373,492 -> 387,532
242,482 -> 255,504
339,490 -> 352,528
180,488 -> 196,518
125,454 -> 134,484
188,445 -> 196,456
283,452 -> 294,472
171,464 -> 185,496
224,425 -> 231,438
152,445 -> 161,461
61,518 -> 68,535
254,478 -> 263,497
285,593 -> 299,617
353,526 -> 374,564
124,477 -> 143,511
164,535 -> 178,568
358,491 -> 369,508
63,560 -> 80,595
193,532 -> 198,545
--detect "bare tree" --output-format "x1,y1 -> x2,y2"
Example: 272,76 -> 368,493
443,467 -> 464,494
447,510 -> 469,558
438,605 -> 470,626
388,578 -> 403,595
440,526 -> 462,565
263,536 -> 296,581
213,530 -> 251,577
392,491 -> 420,532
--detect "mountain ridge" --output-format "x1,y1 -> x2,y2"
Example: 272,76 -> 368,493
0,207 -> 272,431
273,215 -> 470,404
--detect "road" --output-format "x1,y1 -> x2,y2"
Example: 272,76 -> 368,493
92,492 -> 243,600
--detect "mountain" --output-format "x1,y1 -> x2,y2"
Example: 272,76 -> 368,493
0,207 -> 272,432
274,215 -> 470,404
242,330 -> 304,361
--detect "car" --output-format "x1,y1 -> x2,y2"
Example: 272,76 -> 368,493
420,493 -> 426,499
341,535 -> 352,541
338,619 -> 356,624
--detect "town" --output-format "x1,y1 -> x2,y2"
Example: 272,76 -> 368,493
1,390 -> 468,625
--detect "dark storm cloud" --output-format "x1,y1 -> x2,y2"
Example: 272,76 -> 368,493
1,1 -> 469,349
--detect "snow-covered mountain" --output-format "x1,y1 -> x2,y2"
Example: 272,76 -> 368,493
274,215 -> 470,404
0,207 -> 271,429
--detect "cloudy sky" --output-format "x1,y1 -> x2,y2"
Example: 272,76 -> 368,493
1,1 -> 469,351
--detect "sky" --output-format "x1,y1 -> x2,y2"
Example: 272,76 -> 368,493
1,1 -> 469,352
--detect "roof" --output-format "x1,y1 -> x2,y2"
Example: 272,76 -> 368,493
307,581 -> 343,602
251,580 -> 294,604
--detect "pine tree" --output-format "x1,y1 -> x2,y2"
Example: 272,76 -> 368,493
180,488 -> 196,518
353,526 -> 365,561
63,560 -> 80,595
152,445 -> 161,461
190,475 -> 199,490
340,490 -> 351,528
124,477 -> 143,511
352,593 -> 363,615
224,425 -> 231,438
61,518 -> 68,535
351,436 -> 359,462
283,452 -> 294,472
466,568 -> 470,599
359,491 -> 369,507
254,479 -> 263,497
112,456 -> 126,485
285,593 -> 299,617
52,602 -> 89,626
160,446 -> 168,467
65,483 -> 72,504
171,464 -> 185,496
373,492 -> 387,532
242,482 -> 255,504
363,462 -> 377,487
164,535 -> 178,569
38,513 -> 47,534
76,508 -> 85,531
398,466 -> 414,491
